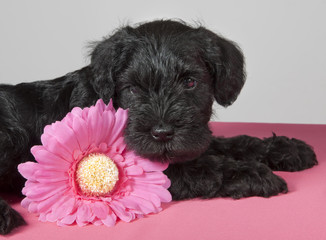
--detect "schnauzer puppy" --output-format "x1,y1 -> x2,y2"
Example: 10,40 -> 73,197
0,20 -> 317,234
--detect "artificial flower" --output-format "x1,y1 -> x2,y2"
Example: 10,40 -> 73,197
18,99 -> 171,227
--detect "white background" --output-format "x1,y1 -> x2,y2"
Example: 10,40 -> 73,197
0,0 -> 325,124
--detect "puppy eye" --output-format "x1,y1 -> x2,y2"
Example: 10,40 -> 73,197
130,86 -> 138,95
183,78 -> 197,90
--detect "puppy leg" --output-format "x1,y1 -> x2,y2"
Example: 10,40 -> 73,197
165,155 -> 288,200
217,158 -> 288,199
0,94 -> 29,234
0,198 -> 26,235
263,135 -> 317,171
164,156 -> 224,200
209,135 -> 317,172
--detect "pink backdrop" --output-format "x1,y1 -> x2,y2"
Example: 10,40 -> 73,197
4,122 -> 326,240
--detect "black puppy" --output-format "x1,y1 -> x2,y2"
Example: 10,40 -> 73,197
0,20 -> 317,234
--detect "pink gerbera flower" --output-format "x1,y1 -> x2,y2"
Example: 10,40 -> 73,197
18,99 -> 171,227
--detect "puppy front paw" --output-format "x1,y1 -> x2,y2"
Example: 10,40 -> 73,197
220,161 -> 288,199
0,199 -> 26,235
264,135 -> 318,171
257,168 -> 288,198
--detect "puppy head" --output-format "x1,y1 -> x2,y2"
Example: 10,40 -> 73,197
90,20 -> 246,163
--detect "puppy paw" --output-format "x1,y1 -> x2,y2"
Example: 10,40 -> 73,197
257,169 -> 288,198
0,199 -> 26,235
221,161 -> 288,199
264,135 -> 318,172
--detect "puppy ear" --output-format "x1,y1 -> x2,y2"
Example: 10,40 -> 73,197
198,27 -> 246,107
90,27 -> 135,102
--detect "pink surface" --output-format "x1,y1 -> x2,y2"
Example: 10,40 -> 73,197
4,122 -> 326,240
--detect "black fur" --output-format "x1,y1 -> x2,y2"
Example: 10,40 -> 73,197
0,198 -> 26,235
0,20 -> 317,234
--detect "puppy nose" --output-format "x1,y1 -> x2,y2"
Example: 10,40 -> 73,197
151,124 -> 174,141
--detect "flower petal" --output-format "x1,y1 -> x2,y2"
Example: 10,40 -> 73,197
31,146 -> 71,169
70,106 -> 83,118
39,213 -> 47,222
71,116 -> 89,152
87,104 -> 103,145
107,108 -> 128,146
34,170 -> 69,183
22,181 -> 36,195
76,203 -> 93,226
28,202 -> 39,213
163,177 -> 171,189
37,193 -> 63,213
104,99 -> 114,112
26,183 -> 68,201
108,149 -> 125,164
110,201 -> 134,222
135,158 -> 169,172
101,212 -> 116,227
99,111 -> 115,145
120,195 -> 157,214
91,202 -> 109,220
18,162 -> 39,181
110,137 -> 126,154
131,188 -> 161,207
133,182 -> 172,203
40,134 -> 73,162
94,99 -> 107,112
51,194 -> 76,220
124,165 -> 144,176
59,211 -> 77,226
91,219 -> 103,226
82,107 -> 90,119
45,194 -> 72,222
21,198 -> 32,209
117,198 -> 141,211
48,121 -> 80,153
133,172 -> 170,185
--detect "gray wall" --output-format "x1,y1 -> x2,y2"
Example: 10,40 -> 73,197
1,0 -> 325,124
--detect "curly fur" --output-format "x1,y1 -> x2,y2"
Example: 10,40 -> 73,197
0,20 -> 317,234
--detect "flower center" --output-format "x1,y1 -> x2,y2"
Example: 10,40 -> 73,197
76,153 -> 119,197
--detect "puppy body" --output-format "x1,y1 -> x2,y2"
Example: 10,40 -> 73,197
0,67 -> 97,191
0,20 -> 317,234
